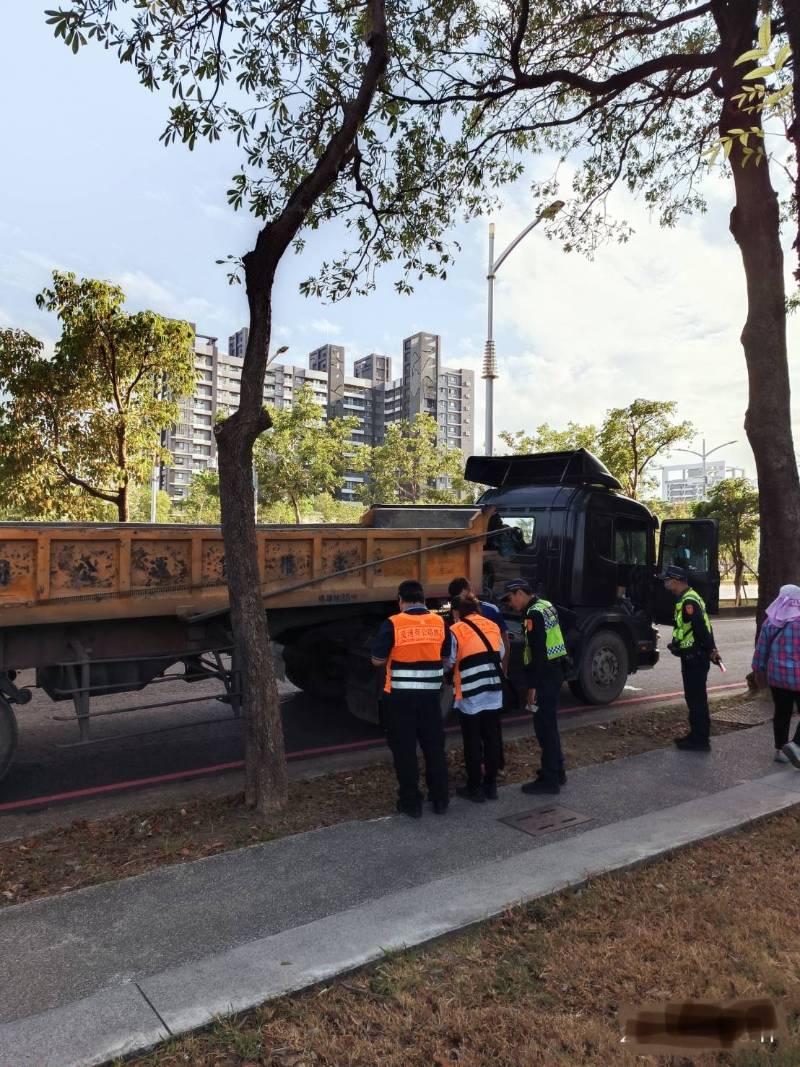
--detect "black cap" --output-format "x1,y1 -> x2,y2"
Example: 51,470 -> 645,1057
501,579 -> 533,600
659,564 -> 689,582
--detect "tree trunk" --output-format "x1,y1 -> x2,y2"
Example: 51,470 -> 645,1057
215,286 -> 287,815
118,486 -> 128,522
290,494 -> 301,524
718,1 -> 800,627
780,0 -> 800,288
734,556 -> 744,608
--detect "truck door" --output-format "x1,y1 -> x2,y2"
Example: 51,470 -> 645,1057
655,519 -> 720,623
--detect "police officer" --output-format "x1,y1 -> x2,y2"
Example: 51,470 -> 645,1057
661,564 -> 721,751
503,579 -> 568,795
371,579 -> 450,818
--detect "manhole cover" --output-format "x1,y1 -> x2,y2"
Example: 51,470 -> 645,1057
711,701 -> 770,726
501,805 -> 592,837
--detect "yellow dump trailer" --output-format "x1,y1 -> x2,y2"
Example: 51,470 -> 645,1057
0,506 -> 489,779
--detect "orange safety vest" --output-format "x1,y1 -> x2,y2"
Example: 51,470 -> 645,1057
450,614 -> 503,702
384,610 -> 446,694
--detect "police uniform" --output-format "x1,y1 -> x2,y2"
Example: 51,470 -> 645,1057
446,611 -> 505,800
371,604 -> 450,815
662,564 -> 718,751
503,580 -> 568,793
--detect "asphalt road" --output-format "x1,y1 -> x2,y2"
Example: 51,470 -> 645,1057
0,616 -> 754,807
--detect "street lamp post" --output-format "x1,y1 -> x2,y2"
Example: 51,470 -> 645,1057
673,438 -> 737,500
483,200 -> 564,456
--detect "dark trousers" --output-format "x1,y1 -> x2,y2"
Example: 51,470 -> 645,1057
681,653 -> 710,742
458,709 -> 503,790
771,687 -> 800,748
382,691 -> 449,807
532,669 -> 564,786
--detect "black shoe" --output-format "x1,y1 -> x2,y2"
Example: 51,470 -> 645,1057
456,785 -> 485,804
674,736 -> 710,752
521,779 -> 560,796
397,800 -> 423,819
432,799 -> 449,814
483,782 -> 498,801
537,768 -> 567,786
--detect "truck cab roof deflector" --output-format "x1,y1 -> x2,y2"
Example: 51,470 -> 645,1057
464,449 -> 622,491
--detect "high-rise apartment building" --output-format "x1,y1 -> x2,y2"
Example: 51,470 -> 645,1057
228,327 -> 249,359
160,329 -> 475,502
354,353 -> 392,384
161,331 -> 218,500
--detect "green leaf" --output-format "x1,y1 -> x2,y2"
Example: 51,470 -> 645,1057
757,16 -> 771,53
773,42 -> 793,72
734,46 -> 767,67
742,65 -> 775,81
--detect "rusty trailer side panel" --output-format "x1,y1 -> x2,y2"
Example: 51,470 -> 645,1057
0,509 -> 488,631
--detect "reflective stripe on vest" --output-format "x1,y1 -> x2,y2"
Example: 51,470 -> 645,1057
523,598 -> 567,665
673,589 -> 710,650
450,615 -> 503,701
385,611 -> 445,693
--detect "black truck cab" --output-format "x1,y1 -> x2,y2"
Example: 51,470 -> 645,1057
467,450 -> 720,704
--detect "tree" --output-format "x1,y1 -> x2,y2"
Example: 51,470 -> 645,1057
360,414 -> 466,505
47,0 -> 431,815
174,470 -> 222,525
500,401 -> 693,499
694,477 -> 760,606
499,423 -> 599,456
254,385 -> 362,524
0,272 -> 195,522
398,0 -> 799,623
598,400 -> 694,500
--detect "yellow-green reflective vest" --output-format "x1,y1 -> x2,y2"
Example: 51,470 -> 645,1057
673,589 -> 711,650
524,598 -> 567,665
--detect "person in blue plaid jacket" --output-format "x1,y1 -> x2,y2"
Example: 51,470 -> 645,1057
752,584 -> 800,767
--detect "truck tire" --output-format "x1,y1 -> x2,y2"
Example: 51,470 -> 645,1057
572,630 -> 628,705
0,696 -> 18,783
283,629 -> 349,702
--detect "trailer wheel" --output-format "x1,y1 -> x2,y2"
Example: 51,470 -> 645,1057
573,630 -> 628,705
0,696 -> 18,783
283,629 -> 348,702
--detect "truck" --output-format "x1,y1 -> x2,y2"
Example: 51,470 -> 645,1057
0,449 -> 720,783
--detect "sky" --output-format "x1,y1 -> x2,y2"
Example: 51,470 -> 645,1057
1,5 -> 798,483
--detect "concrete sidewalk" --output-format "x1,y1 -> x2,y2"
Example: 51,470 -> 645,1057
1,724 -> 799,1067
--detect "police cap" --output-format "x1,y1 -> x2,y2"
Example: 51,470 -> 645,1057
659,564 -> 689,582
501,579 -> 533,600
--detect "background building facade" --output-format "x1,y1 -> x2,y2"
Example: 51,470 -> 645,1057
659,459 -> 746,503
160,328 -> 475,502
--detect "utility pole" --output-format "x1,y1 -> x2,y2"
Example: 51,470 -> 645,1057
673,438 -> 737,500
483,201 -> 564,456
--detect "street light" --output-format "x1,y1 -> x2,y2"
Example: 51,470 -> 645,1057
673,438 -> 737,500
483,200 -> 565,456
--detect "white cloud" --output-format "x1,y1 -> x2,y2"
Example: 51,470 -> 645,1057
307,316 -> 342,336
477,183 -> 799,476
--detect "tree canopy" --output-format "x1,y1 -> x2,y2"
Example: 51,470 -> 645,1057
253,385 -> 364,523
359,414 -> 467,505
501,399 -> 694,499
695,476 -> 759,605
0,272 -> 196,522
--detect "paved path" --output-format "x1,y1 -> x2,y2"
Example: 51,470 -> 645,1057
0,721 -> 798,1066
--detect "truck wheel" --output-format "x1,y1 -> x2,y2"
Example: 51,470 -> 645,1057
575,630 -> 628,705
283,629 -> 348,702
0,697 -> 18,783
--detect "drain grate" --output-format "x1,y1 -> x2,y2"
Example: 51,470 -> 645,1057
711,700 -> 770,726
501,805 -> 592,837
